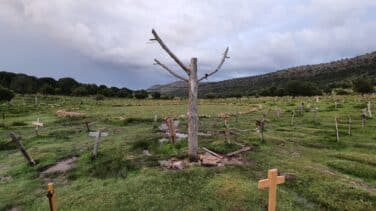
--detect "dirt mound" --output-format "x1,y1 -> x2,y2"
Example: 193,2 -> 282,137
41,156 -> 78,176
56,109 -> 85,118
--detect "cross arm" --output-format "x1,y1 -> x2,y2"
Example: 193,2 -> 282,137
154,59 -> 189,82
258,176 -> 285,189
198,47 -> 229,82
151,29 -> 190,73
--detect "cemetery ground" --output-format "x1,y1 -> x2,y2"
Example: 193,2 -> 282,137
0,95 -> 375,210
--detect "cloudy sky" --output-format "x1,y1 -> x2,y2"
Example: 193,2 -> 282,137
1,0 -> 376,89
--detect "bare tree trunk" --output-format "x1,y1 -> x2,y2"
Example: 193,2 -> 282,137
188,58 -> 199,160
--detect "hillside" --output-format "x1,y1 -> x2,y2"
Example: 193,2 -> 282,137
148,52 -> 376,97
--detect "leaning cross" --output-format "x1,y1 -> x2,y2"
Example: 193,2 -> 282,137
258,169 -> 285,211
32,118 -> 44,136
89,130 -> 109,160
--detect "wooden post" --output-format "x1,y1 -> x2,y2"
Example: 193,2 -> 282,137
290,112 -> 295,126
47,183 -> 56,211
276,108 -> 281,120
348,117 -> 352,136
312,107 -> 317,123
224,118 -> 231,143
258,169 -> 285,211
89,130 -> 108,160
335,101 -> 338,109
84,121 -> 91,132
154,114 -> 158,122
32,118 -> 43,136
368,101 -> 372,118
9,132 -> 36,165
166,117 -> 177,144
335,117 -> 339,142
256,120 -> 265,142
361,113 -> 366,129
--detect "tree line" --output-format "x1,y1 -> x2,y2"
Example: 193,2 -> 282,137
0,71 -> 157,101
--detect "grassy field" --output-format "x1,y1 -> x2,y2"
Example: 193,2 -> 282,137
0,95 -> 375,210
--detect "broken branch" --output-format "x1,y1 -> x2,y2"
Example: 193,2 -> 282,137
154,59 -> 188,82
202,147 -> 224,159
151,29 -> 190,73
199,47 -> 229,81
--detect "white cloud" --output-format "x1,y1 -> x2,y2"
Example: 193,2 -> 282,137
0,0 -> 375,87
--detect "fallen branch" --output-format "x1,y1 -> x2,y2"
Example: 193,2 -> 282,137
202,147 -> 223,159
226,146 -> 252,157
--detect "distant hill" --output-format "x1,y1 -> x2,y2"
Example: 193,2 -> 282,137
148,52 -> 376,97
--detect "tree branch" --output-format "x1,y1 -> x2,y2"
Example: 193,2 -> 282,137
151,29 -> 190,73
198,47 -> 229,82
154,59 -> 188,82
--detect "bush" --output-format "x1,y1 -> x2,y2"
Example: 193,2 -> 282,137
134,90 -> 148,99
72,86 -> 90,96
353,78 -> 374,95
205,93 -> 216,99
94,94 -> 105,101
151,92 -> 161,99
286,80 -> 322,96
0,86 -> 15,102
335,89 -> 350,95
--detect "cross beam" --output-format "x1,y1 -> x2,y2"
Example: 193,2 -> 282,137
258,169 -> 285,211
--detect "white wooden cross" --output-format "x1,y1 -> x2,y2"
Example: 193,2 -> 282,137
89,130 -> 108,160
32,118 -> 44,136
258,169 -> 285,211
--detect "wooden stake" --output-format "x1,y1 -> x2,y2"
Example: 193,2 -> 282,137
275,108 -> 281,120
348,117 -> 352,136
256,120 -> 265,142
224,118 -> 231,143
9,132 -> 36,165
361,113 -> 366,129
312,107 -> 317,123
89,130 -> 108,160
368,101 -> 372,118
290,112 -> 295,126
335,117 -> 339,142
166,117 -> 176,144
85,121 -> 91,132
258,169 -> 285,211
47,183 -> 56,211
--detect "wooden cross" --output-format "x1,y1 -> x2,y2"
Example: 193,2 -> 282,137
89,130 -> 109,160
32,118 -> 44,136
9,132 -> 36,165
166,117 -> 176,144
256,119 -> 265,142
258,169 -> 285,211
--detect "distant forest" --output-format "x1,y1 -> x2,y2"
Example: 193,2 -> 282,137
0,71 -> 150,99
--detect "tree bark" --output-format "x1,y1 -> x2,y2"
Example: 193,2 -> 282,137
188,58 -> 199,160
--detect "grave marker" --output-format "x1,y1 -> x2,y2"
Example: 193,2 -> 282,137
89,130 -> 108,160
224,118 -> 231,143
47,183 -> 56,211
335,117 -> 339,142
258,169 -> 285,211
367,101 -> 372,118
348,117 -> 352,136
9,132 -> 36,165
361,112 -> 366,129
256,119 -> 265,142
290,112 -> 295,126
312,107 -> 318,123
32,118 -> 43,136
166,117 -> 177,144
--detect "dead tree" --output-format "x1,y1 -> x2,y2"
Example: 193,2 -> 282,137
151,29 -> 229,160
10,132 -> 36,165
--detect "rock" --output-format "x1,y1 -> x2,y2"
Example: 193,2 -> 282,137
142,150 -> 151,156
281,173 -> 297,181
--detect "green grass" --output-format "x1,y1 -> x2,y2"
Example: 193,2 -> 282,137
0,94 -> 375,210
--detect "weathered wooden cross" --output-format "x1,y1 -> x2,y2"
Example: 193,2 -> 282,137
258,169 -> 285,211
9,132 -> 36,165
166,117 -> 177,144
256,119 -> 265,142
32,118 -> 44,136
89,130 -> 109,160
